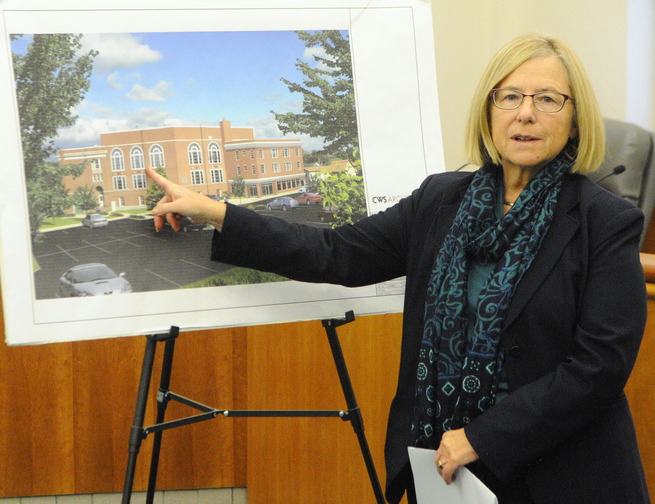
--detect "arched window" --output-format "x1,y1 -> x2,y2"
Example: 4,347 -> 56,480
130,146 -> 144,170
208,142 -> 222,164
150,144 -> 165,168
111,148 -> 125,171
188,143 -> 202,165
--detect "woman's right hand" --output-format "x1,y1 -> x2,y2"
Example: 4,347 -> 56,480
146,167 -> 227,232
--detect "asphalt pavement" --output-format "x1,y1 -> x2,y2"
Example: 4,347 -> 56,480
32,205 -> 328,300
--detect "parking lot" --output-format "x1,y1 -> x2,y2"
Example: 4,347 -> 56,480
32,205 -> 330,300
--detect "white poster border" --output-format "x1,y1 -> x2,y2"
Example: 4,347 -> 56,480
0,0 -> 444,345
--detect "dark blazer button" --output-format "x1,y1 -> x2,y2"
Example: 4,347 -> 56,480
509,345 -> 523,358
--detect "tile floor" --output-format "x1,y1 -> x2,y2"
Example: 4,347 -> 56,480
0,488 -> 246,504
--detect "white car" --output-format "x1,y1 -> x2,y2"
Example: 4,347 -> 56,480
58,263 -> 132,297
82,213 -> 108,229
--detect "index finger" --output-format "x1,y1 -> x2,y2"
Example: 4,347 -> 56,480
146,166 -> 168,188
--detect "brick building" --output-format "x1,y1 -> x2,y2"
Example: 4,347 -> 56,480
59,120 -> 306,211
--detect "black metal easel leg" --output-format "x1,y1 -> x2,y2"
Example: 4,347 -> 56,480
122,316 -> 384,503
121,326 -> 179,504
323,312 -> 386,504
145,330 -> 178,504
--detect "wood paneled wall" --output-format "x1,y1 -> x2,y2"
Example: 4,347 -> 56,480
0,288 -> 402,502
0,296 -> 249,498
245,313 -> 404,504
629,254 -> 655,501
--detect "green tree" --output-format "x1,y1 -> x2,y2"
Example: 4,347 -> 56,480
272,31 -> 358,159
72,184 -> 99,214
317,160 -> 366,228
303,150 -> 334,167
231,176 -> 246,201
145,167 -> 167,210
12,34 -> 97,235
28,164 -> 76,225
304,172 -> 321,193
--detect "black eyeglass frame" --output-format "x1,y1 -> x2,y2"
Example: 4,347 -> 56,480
489,88 -> 576,113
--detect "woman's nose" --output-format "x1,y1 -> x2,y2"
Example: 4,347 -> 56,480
516,96 -> 537,122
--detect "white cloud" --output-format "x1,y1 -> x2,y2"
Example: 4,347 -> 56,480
56,116 -> 129,148
247,114 -> 325,152
303,46 -> 334,73
75,99 -> 114,117
80,33 -> 162,73
126,81 -> 174,102
56,105 -> 201,151
107,72 -> 122,90
124,107 -> 194,129
279,99 -> 304,113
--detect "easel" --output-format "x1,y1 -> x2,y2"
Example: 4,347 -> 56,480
121,311 -> 386,504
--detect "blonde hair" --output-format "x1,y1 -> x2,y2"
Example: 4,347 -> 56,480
464,34 -> 605,174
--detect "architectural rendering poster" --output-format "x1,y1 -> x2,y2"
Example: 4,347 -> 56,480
0,0 -> 444,345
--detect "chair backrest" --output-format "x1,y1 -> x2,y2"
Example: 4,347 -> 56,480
595,118 -> 655,249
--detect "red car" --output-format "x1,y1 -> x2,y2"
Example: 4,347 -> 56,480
295,192 -> 323,205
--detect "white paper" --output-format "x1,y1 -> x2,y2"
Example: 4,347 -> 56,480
408,447 -> 498,504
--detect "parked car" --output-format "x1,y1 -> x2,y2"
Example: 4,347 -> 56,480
295,193 -> 323,205
266,197 -> 299,212
58,263 -> 132,297
163,215 -> 206,232
82,213 -> 108,229
318,204 -> 339,223
179,216 -> 206,232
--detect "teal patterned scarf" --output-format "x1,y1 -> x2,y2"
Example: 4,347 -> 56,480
412,152 -> 571,447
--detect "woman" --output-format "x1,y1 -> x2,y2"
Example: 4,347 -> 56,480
147,34 -> 649,504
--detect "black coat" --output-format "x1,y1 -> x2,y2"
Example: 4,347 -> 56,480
212,170 -> 650,504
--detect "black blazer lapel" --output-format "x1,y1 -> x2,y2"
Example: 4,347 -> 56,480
505,177 -> 581,329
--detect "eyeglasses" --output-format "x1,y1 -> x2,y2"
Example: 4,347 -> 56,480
489,88 -> 575,113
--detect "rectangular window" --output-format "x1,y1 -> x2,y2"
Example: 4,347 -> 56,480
248,185 -> 259,197
237,166 -> 241,176
295,148 -> 300,156
297,161 -> 302,170
191,170 -> 205,185
111,154 -> 125,172
283,148 -> 290,157
272,163 -> 280,173
118,197 -> 125,207
211,169 -> 224,183
235,151 -> 240,160
113,176 -> 127,191
260,164 -> 266,174
262,183 -> 273,195
250,149 -> 255,159
188,148 -> 202,165
284,162 -> 292,172
133,174 -> 147,189
151,148 -> 165,168
251,164 -> 256,173
271,148 -> 278,158
138,196 -> 144,206
92,173 -> 103,183
259,149 -> 264,158
91,159 -> 101,171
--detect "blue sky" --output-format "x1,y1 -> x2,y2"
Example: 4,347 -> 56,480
12,30 -> 348,152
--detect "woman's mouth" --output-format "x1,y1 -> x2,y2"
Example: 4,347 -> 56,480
512,134 -> 538,142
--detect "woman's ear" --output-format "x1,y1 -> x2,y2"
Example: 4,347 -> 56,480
569,110 -> 578,139
569,124 -> 578,139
